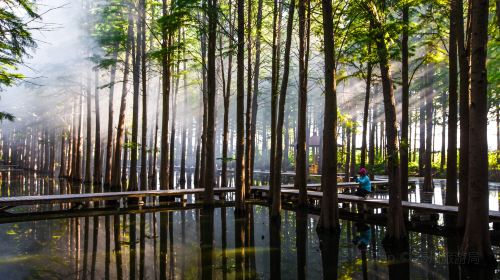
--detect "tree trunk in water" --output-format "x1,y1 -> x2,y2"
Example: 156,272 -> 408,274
317,0 -> 339,232
249,0 -> 263,186
140,0 -> 148,191
446,0 -> 458,207
220,3 -> 234,189
349,119 -> 357,180
180,32 -> 188,188
419,82 -> 426,176
369,108 -> 376,180
371,10 -> 407,243
121,129 -> 128,190
423,64 -> 434,192
203,0 -> 217,205
400,5 -> 409,201
110,9 -> 133,191
235,0 -> 246,212
244,0 -> 253,194
269,0 -> 279,203
104,49 -> 118,188
295,0 -> 308,206
457,0 -> 470,229
129,10 -> 141,192
84,73 -> 92,184
73,91 -> 83,182
461,0 -> 495,264
169,65 -> 179,190
159,0 -> 171,191
93,69 -> 102,185
344,126 -> 351,182
272,0 -> 295,218
59,129 -> 67,178
361,48 -> 372,169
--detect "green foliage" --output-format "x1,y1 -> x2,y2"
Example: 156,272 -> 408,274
0,112 -> 15,122
0,0 -> 39,89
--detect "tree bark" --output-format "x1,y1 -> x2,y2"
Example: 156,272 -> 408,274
244,0 -> 253,194
423,64 -> 434,192
129,7 -> 141,192
84,72 -> 92,184
269,0 -> 280,203
110,8 -> 133,191
457,0 -> 471,229
461,0 -> 495,264
400,5 -> 409,201
159,0 -> 171,191
370,6 -> 407,243
317,0 -> 339,232
235,0 -> 246,212
140,0 -> 148,191
272,0 -> 295,218
93,69 -> 102,185
295,0 -> 308,206
446,0 -> 458,207
203,0 -> 218,205
104,49 -> 118,188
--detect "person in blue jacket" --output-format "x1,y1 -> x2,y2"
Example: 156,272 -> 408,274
355,167 -> 371,198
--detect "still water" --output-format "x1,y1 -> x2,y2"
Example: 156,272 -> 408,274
1,168 -> 500,279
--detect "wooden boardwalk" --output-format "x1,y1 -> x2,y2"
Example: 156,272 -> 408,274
0,188 -> 236,210
250,186 -> 500,221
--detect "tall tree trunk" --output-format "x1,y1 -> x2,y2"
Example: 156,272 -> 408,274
423,64 -> 434,192
59,129 -> 67,178
317,0 -> 339,231
295,0 -> 308,206
220,3 -> 234,189
344,125 -> 351,182
350,119 -> 357,180
151,85 -> 161,189
159,0 -> 171,191
73,90 -> 83,182
104,49 -> 119,188
235,0 -> 246,212
361,41 -> 372,169
457,0 -> 471,229
244,0 -> 253,194
440,95 -> 446,174
419,83 -> 426,176
180,30 -> 188,188
84,72 -> 92,184
203,0 -> 218,205
269,0 -> 279,202
400,5 -> 409,201
110,8 -> 133,191
169,62 -> 179,190
129,8 -> 141,192
140,0 -> 148,191
272,0 -> 295,218
446,0 -> 458,207
368,108 -> 376,180
461,0 -> 495,264
94,69 -> 102,185
249,0 -> 263,187
370,7 -> 407,243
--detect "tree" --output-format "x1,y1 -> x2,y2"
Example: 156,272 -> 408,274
295,0 -> 309,207
446,0 -> 458,207
204,0 -> 218,205
235,0 -> 246,212
400,5 -> 409,201
93,69 -> 102,185
317,0 -> 339,232
272,0 -> 296,218
364,0 -> 407,244
461,0 -> 495,265
423,64 -> 434,192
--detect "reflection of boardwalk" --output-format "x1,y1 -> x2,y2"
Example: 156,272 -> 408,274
0,188 -> 235,210
250,186 -> 500,221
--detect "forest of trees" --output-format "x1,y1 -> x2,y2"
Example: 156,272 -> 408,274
1,0 -> 499,267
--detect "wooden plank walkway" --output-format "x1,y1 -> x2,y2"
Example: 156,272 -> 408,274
0,188 -> 236,208
250,186 -> 500,221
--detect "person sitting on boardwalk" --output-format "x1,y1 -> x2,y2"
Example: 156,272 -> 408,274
354,168 -> 371,198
